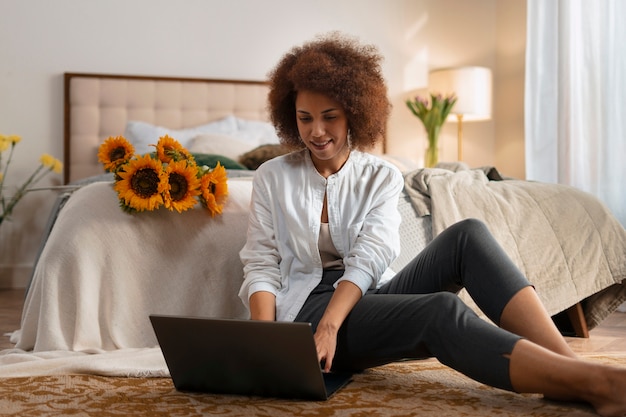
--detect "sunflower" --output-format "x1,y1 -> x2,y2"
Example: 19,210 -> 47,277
163,159 -> 201,213
200,162 -> 229,217
98,136 -> 135,172
155,135 -> 193,164
114,154 -> 167,212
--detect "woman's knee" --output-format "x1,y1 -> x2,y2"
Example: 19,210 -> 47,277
435,291 -> 466,309
421,292 -> 469,326
445,218 -> 494,246
453,218 -> 489,235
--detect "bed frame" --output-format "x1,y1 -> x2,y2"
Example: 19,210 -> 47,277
63,72 -> 271,184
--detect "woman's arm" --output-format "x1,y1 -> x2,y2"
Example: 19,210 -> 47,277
249,291 -> 277,321
315,280 -> 362,372
336,165 -> 404,294
239,170 -> 282,314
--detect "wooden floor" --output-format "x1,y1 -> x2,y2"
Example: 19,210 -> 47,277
1,288 -> 626,352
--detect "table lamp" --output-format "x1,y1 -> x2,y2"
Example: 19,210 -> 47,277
428,66 -> 492,161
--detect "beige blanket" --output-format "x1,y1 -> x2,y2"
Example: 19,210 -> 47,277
404,168 -> 626,328
12,179 -> 252,352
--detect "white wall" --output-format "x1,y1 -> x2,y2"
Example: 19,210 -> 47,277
1,0 -> 522,288
387,0 -> 499,168
494,0 -> 526,178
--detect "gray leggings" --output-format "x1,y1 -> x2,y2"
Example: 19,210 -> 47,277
294,218 -> 531,391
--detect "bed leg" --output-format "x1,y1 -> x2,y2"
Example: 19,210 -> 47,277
566,302 -> 589,338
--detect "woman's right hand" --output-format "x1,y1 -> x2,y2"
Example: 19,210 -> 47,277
314,322 -> 339,372
314,281 -> 362,372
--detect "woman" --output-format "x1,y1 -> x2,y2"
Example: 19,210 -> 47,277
238,33 -> 626,416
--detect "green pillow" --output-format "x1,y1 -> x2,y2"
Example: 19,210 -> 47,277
191,153 -> 248,170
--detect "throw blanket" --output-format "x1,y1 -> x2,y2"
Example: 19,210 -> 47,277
404,168 -> 626,328
12,179 -> 252,352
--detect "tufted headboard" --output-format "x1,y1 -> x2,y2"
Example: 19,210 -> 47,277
63,73 -> 270,184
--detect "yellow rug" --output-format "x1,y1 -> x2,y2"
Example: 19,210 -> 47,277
2,354 -> 624,417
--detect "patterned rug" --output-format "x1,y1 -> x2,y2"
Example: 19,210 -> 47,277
2,354 -> 624,417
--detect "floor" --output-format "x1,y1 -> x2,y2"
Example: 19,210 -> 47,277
1,288 -> 626,352
0,289 -> 26,350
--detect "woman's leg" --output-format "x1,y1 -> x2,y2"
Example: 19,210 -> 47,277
333,291 -> 626,416
296,272 -> 519,390
501,286 -> 576,358
509,339 -> 626,417
382,218 -> 574,357
334,292 -> 522,391
297,269 -> 626,415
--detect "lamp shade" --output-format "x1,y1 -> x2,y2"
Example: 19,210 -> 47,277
428,66 -> 492,121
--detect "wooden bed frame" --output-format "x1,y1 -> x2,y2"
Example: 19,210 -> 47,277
63,72 -> 270,184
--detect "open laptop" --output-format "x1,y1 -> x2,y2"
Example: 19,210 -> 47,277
149,315 -> 353,400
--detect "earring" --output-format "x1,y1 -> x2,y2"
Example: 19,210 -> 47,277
347,129 -> 352,149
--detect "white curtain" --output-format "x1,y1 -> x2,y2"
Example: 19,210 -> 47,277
525,0 -> 626,226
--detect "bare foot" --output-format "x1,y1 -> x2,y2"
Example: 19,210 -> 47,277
586,366 -> 626,417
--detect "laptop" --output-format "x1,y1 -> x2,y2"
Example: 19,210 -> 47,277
149,315 -> 353,400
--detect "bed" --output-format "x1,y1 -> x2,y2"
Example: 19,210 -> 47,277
8,72 -> 626,357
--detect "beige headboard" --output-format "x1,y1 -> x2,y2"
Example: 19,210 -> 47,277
63,73 -> 270,184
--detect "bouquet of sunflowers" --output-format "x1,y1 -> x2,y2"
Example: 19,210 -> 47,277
97,135 -> 228,216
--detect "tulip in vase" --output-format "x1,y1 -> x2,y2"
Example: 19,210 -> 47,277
406,93 -> 457,168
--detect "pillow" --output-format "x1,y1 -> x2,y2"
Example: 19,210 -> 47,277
124,116 -> 238,154
190,153 -> 248,171
380,155 -> 421,173
234,118 -> 281,145
238,144 -> 291,170
187,133 -> 258,161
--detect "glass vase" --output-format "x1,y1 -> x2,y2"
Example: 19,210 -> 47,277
423,125 -> 441,168
424,144 -> 439,168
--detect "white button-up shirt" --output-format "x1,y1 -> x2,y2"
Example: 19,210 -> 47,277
238,149 -> 403,321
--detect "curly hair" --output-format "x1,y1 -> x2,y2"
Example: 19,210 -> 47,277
267,33 -> 390,150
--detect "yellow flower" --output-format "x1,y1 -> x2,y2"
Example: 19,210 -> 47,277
98,136 -> 135,172
0,134 -> 21,152
155,135 -> 192,164
0,135 -> 19,152
0,136 -> 9,152
1,134 -> 61,225
200,162 -> 229,217
114,154 -> 167,212
40,154 -> 55,168
163,159 -> 201,213
52,159 -> 63,174
40,154 -> 63,174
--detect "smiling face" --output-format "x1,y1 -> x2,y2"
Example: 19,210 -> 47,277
295,90 -> 350,177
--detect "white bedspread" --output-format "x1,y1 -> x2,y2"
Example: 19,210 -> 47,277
11,179 -> 252,353
0,347 -> 167,377
405,168 -> 626,328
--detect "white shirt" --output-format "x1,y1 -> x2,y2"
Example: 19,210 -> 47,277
238,149 -> 403,321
